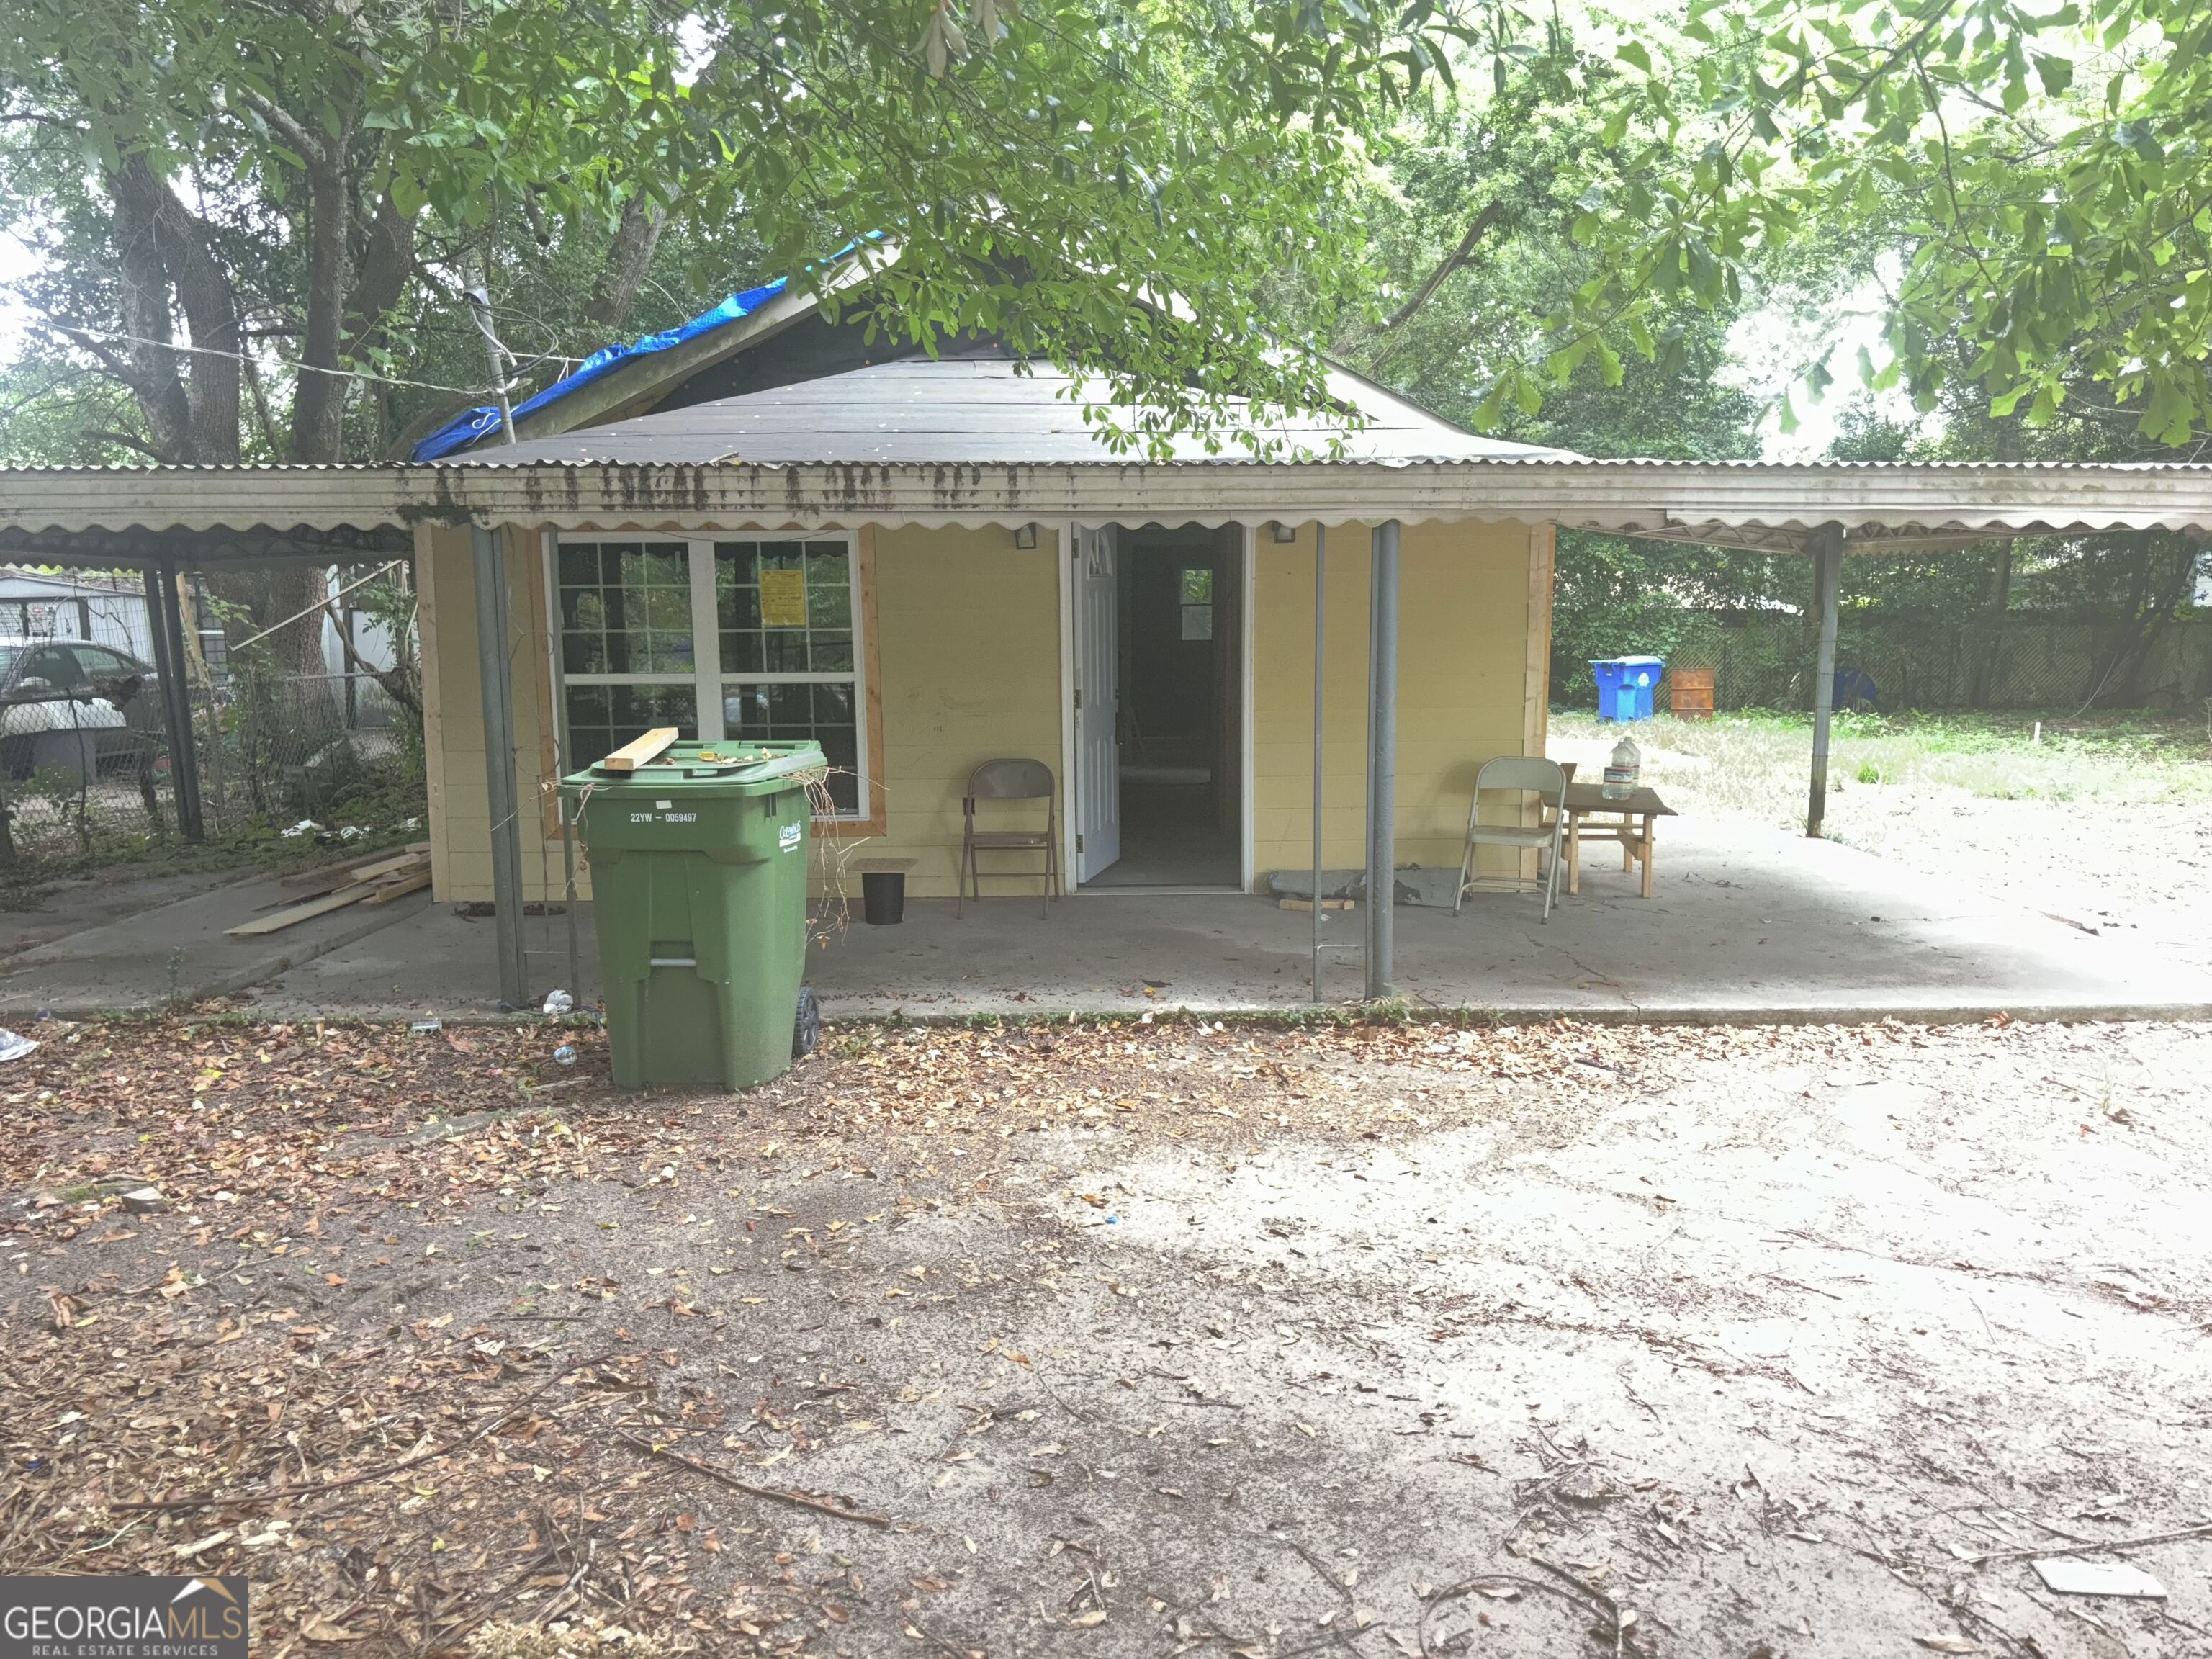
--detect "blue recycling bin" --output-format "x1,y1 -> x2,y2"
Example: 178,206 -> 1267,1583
1591,656 -> 1666,721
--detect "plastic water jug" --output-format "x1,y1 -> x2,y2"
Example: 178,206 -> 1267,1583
1603,734 -> 1641,800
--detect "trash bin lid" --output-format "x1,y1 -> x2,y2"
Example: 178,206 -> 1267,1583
1612,655 -> 1667,668
560,739 -> 826,795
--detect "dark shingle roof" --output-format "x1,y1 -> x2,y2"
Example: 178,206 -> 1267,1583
446,359 -> 1578,467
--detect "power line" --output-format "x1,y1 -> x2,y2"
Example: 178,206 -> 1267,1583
37,320 -> 535,400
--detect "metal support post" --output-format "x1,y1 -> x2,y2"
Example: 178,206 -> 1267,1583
1311,524 -> 1326,1002
472,523 -> 529,1008
139,562 -> 178,804
1364,520 -> 1400,1000
144,560 -> 204,842
1806,521 -> 1845,838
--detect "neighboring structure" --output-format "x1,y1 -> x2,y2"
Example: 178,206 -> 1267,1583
0,560 -> 398,696
0,566 -> 158,658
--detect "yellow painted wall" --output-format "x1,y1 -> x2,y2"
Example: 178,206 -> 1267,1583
420,516 -> 1547,904
419,521 -> 1061,904
1251,520 -> 1548,881
419,521 -> 571,905
856,525 -> 1061,896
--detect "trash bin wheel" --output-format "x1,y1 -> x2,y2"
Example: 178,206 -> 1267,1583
793,985 -> 822,1059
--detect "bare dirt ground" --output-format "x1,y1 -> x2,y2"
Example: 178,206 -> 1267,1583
1771,790 -> 2212,963
1550,714 -> 2212,971
5,1015 -> 2210,1659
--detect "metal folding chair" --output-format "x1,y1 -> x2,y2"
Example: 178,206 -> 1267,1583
1453,755 -> 1568,922
958,758 -> 1061,918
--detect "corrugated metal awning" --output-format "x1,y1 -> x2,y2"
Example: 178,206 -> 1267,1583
1,457 -> 2207,551
0,521 -> 413,571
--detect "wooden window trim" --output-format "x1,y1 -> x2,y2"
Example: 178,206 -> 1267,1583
534,523 -> 885,840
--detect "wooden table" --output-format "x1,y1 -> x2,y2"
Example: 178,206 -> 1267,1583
1562,782 -> 1676,898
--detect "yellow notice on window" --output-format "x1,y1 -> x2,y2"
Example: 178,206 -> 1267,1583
759,568 -> 808,629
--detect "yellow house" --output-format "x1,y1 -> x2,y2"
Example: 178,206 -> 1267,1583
411,292 -> 1574,946
10,274 -> 2206,1012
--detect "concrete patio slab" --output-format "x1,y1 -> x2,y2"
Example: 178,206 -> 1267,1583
6,814 -> 2203,1023
0,866 -> 262,963
0,870 -> 432,1017
801,815 -> 2212,1021
221,814 -> 2212,1024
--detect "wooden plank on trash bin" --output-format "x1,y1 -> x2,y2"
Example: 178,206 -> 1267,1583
598,727 -> 680,773
225,884 -> 377,936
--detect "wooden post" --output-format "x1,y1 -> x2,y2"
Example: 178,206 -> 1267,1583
1806,522 -> 1845,839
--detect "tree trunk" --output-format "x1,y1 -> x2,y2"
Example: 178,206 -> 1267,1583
106,162 -> 194,463
287,155 -> 354,467
145,171 -> 243,464
2118,531 -> 2195,705
257,566 -> 342,689
276,130 -> 361,689
348,190 -> 416,356
585,193 -> 667,333
1970,548 -> 2013,708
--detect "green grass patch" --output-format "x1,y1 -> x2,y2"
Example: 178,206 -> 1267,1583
1551,706 -> 2212,825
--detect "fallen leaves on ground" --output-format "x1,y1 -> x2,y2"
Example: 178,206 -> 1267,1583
0,1010 -> 2193,1653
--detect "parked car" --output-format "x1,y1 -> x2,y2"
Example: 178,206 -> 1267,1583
0,638 -> 164,781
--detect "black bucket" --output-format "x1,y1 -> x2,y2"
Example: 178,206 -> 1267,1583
861,870 -> 906,925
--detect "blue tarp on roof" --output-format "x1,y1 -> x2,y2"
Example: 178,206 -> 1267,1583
413,276 -> 789,462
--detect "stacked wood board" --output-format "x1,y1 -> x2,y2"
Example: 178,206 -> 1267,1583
225,842 -> 432,937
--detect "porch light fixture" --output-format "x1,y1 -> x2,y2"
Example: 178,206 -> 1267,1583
1014,523 -> 1039,549
1270,521 -> 1298,542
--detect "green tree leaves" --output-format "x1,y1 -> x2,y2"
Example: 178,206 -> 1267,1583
1,0 -> 1485,463
1580,0 -> 2212,444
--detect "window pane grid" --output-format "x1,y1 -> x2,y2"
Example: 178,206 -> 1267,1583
714,539 -> 853,678
555,536 -> 865,817
559,540 -> 694,675
562,683 -> 698,767
722,678 -> 858,813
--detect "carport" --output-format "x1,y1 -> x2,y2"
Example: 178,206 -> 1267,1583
0,456 -> 2208,1017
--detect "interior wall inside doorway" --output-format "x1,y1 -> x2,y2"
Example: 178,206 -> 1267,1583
1093,522 -> 1242,888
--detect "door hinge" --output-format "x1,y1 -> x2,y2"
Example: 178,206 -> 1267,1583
1073,688 -> 1082,709
1076,833 -> 1084,853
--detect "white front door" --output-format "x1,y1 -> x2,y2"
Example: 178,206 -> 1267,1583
1072,524 -> 1121,881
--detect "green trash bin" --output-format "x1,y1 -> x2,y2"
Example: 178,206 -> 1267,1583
563,739 -> 824,1091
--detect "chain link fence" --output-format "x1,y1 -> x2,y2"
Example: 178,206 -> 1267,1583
0,579 -> 423,875
1629,611 -> 2212,714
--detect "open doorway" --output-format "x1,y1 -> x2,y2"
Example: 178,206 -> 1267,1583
1084,523 -> 1243,889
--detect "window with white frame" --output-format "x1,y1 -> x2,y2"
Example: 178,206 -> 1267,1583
554,534 -> 866,816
